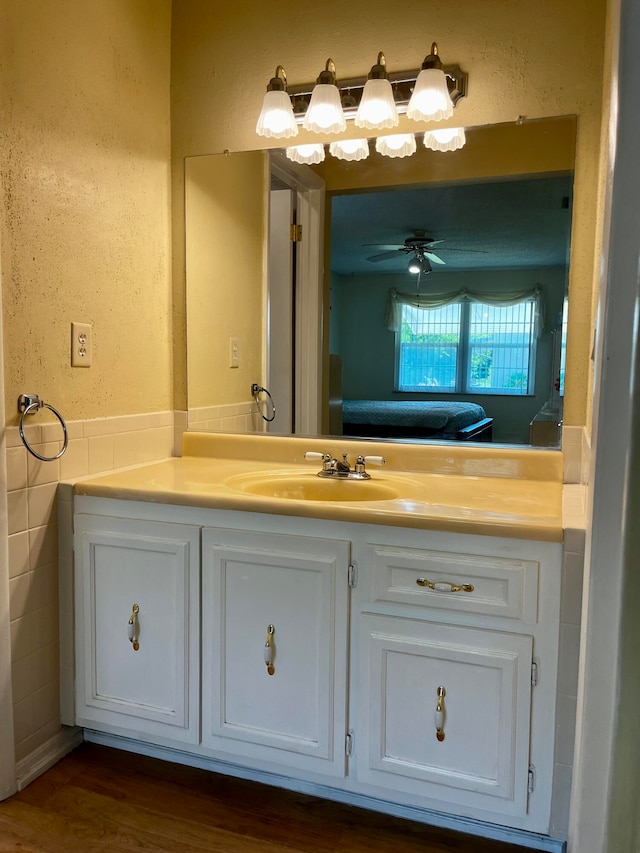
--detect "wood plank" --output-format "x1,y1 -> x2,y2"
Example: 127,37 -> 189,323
0,744 -> 532,853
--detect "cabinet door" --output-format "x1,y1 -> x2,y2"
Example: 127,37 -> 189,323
74,515 -> 200,743
202,528 -> 350,778
359,614 -> 533,818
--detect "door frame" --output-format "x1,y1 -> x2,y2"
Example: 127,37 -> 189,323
268,153 -> 325,436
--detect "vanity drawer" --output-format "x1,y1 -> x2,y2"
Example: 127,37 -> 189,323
367,544 -> 539,623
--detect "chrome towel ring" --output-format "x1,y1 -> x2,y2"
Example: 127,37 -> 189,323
18,394 -> 68,461
251,383 -> 276,423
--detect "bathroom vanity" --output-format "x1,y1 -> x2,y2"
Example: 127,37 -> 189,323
65,433 -> 565,844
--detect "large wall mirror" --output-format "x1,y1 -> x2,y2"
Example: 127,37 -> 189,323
185,116 -> 576,448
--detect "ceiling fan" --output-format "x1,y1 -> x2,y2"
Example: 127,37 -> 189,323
365,229 -> 487,270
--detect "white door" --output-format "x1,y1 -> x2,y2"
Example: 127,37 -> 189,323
202,527 -> 349,777
74,515 -> 200,743
359,613 -> 533,819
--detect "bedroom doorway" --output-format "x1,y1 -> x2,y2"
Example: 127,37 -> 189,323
327,174 -> 571,445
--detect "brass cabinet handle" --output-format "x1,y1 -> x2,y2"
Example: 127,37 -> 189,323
264,624 -> 275,675
435,686 -> 446,742
127,603 -> 140,651
416,578 -> 474,593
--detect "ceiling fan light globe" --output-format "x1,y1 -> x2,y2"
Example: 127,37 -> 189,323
407,68 -> 454,122
256,89 -> 299,139
424,127 -> 466,152
303,84 -> 346,134
329,139 -> 370,161
355,79 -> 399,130
375,133 -> 417,159
408,254 -> 432,274
285,143 -> 325,165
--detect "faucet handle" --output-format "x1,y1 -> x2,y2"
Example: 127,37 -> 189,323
304,451 -> 332,474
354,454 -> 386,476
362,455 -> 386,466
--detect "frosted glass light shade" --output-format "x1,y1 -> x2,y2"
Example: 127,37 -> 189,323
423,127 -> 466,152
407,68 -> 454,122
256,89 -> 298,139
354,78 -> 399,130
303,84 -> 346,134
375,133 -> 417,159
285,143 -> 325,165
329,138 -> 370,161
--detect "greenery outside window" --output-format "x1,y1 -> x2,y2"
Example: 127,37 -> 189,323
389,288 -> 542,396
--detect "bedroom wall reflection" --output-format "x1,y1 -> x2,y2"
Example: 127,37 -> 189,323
185,116 -> 576,447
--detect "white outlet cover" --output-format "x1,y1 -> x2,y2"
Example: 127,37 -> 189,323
71,321 -> 92,367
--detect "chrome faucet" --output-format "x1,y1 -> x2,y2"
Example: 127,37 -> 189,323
304,451 -> 386,480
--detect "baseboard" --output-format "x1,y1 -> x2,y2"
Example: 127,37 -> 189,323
85,729 -> 566,853
16,726 -> 84,791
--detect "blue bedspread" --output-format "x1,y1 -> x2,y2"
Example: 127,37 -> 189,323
342,400 -> 487,435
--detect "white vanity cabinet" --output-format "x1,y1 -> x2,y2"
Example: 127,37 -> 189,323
73,514 -> 201,744
69,497 -> 562,841
200,527 -> 350,777
354,539 -> 557,827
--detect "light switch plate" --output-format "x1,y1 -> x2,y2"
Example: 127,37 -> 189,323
71,322 -> 92,367
229,337 -> 240,368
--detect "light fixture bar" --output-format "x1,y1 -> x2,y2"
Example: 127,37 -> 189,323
287,64 -> 467,121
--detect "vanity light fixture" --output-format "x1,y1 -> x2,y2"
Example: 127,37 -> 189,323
329,138 -> 370,161
375,133 -> 416,159
255,66 -> 299,139
285,143 -> 326,165
407,43 -> 454,123
354,53 -> 399,130
257,45 -> 466,134
302,60 -> 347,134
423,126 -> 466,152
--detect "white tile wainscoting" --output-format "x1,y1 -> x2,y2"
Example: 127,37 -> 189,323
6,410 -> 179,767
187,401 -> 265,434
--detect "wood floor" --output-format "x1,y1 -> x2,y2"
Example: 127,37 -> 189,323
0,742 -> 532,852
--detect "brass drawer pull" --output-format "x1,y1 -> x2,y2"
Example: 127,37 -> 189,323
416,578 -> 474,593
127,603 -> 140,651
435,686 -> 446,742
264,624 -> 275,675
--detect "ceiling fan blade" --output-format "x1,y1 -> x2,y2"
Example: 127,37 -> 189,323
424,252 -> 446,265
434,247 -> 490,254
366,250 -> 407,262
362,243 -> 405,248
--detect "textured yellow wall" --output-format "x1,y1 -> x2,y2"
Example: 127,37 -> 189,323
0,0 -> 172,424
171,0 -> 607,428
186,153 -> 266,407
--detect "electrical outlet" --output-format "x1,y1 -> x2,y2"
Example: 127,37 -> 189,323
71,322 -> 92,367
229,337 -> 240,368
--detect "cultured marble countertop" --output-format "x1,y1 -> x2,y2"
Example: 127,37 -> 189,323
72,432 -> 565,543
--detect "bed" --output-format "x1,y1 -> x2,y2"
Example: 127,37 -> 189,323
342,400 -> 493,441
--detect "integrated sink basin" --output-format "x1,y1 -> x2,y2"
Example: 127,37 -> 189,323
226,473 -> 401,502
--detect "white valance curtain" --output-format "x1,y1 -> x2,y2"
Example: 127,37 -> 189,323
385,285 -> 545,338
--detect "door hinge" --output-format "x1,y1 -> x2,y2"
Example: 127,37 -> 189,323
527,764 -> 536,794
345,729 -> 355,757
348,563 -> 358,588
290,224 -> 302,242
531,659 -> 539,687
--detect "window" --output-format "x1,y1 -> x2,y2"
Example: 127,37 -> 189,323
558,296 -> 568,397
396,298 -> 537,395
